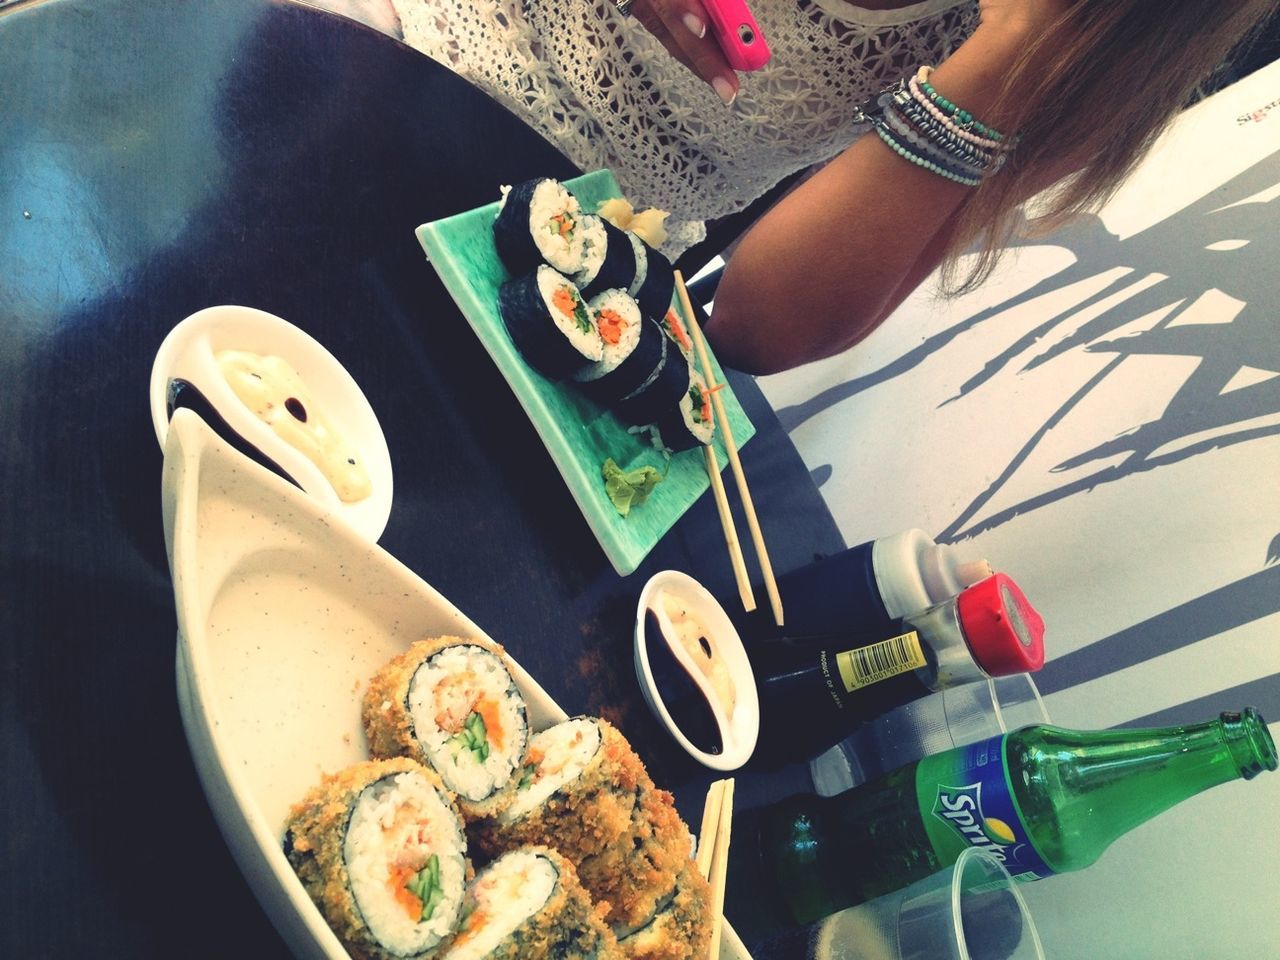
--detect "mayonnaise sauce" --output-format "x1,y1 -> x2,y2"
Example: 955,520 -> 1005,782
215,349 -> 372,503
660,592 -> 736,720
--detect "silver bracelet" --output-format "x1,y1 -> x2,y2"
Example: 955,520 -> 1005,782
614,0 -> 634,16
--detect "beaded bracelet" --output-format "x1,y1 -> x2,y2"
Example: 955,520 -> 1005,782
916,66 -> 1004,139
870,120 -> 982,187
880,103 -> 989,180
907,75 -> 1006,150
913,65 -> 1010,146
882,91 -> 998,174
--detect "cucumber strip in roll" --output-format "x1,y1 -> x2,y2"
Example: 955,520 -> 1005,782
612,342 -> 691,428
284,758 -> 469,960
493,178 -> 589,277
574,217 -> 636,302
649,370 -> 716,453
363,637 -> 531,822
498,265 -> 603,379
572,291 -> 665,407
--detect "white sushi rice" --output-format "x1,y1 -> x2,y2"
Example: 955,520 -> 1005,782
344,771 -> 467,957
626,232 -> 648,297
570,215 -> 609,288
408,646 -> 528,803
527,180 -> 588,273
441,850 -> 558,960
500,718 -> 602,824
573,289 -> 642,383
534,265 -> 604,363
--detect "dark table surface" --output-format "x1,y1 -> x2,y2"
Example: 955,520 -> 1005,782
0,0 -> 845,956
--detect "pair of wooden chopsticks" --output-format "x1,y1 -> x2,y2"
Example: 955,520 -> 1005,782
697,777 -> 737,960
672,271 -> 784,627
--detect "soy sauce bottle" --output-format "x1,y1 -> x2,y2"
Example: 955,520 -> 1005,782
748,573 -> 1045,767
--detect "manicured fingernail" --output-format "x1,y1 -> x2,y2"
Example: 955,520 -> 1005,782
683,13 -> 706,38
712,77 -> 737,105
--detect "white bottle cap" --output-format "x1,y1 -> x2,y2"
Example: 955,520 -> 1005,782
873,530 -> 992,621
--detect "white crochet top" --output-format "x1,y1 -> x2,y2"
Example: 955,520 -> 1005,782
394,0 -> 979,251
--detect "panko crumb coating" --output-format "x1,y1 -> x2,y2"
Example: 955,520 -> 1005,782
283,757 -> 468,960
618,862 -> 713,960
577,784 -> 692,933
471,717 -> 650,862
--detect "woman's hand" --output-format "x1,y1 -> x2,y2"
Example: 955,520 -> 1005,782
623,0 -> 741,104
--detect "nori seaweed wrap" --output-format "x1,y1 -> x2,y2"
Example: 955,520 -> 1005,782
612,341 -> 691,427
575,217 -> 637,302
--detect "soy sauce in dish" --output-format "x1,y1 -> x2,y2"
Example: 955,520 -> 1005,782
645,610 -> 723,755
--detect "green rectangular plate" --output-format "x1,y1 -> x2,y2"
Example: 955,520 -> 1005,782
416,169 -> 755,576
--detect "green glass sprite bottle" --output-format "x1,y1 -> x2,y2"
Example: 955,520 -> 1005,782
725,708 -> 1276,944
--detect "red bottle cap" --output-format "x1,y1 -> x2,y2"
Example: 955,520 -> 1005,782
955,573 -> 1045,676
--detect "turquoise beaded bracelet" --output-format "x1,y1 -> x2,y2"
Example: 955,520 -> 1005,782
916,65 -> 1007,142
870,120 -> 981,187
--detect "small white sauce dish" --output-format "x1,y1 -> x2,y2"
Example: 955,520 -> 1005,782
634,570 -> 760,771
149,304 -> 393,542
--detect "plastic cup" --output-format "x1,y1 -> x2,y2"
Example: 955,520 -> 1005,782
810,673 -> 1050,796
811,848 -> 1045,960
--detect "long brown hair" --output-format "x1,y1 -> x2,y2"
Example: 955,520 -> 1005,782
944,0 -> 1277,293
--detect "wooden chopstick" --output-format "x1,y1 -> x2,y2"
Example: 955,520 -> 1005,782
673,272 -> 784,627
697,777 -> 736,960
668,273 -> 755,613
696,778 -> 726,881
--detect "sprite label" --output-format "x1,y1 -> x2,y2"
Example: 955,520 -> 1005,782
915,733 -> 1054,881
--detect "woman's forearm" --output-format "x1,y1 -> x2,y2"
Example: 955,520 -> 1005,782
706,19 -> 1039,374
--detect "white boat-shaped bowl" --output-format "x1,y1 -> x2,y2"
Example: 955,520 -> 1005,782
160,408 -> 749,958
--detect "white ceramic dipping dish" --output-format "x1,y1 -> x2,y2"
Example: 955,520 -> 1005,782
150,304 -> 393,542
634,570 -> 760,771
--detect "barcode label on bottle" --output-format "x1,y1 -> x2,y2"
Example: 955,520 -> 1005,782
835,630 -> 927,692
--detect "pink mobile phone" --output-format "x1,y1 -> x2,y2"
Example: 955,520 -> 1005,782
700,0 -> 771,72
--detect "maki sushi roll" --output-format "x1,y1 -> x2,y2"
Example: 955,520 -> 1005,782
628,237 -> 676,322
576,785 -> 693,934
613,342 -> 692,428
472,717 -> 649,863
650,370 -> 716,454
493,178 -> 589,276
498,265 -> 603,379
574,216 -> 637,301
439,847 -> 621,960
362,637 -> 531,821
616,863 -> 713,960
572,290 -> 666,407
284,758 -> 469,960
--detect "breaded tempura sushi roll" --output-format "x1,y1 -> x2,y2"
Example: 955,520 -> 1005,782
284,758 -> 469,960
440,847 -> 622,960
617,863 -> 713,960
472,717 -> 648,862
577,785 -> 691,934
363,637 -> 530,821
